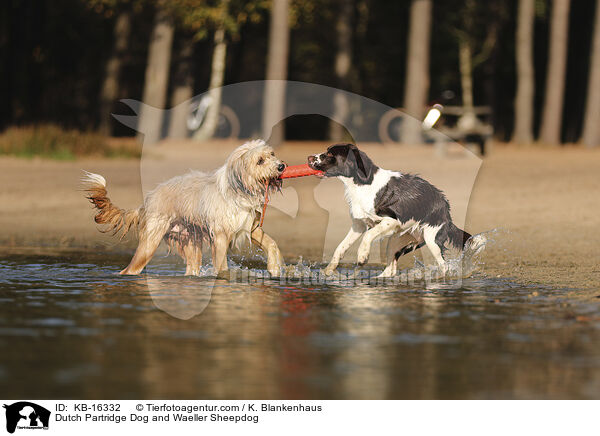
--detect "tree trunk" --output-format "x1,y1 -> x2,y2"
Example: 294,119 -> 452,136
401,0 -> 432,145
262,0 -> 290,146
329,0 -> 353,142
194,26 -> 228,140
582,0 -> 600,147
513,0 -> 535,145
457,38 -> 482,132
99,10 -> 131,136
458,38 -> 474,113
167,36 -> 194,139
137,8 -> 174,145
539,0 -> 571,145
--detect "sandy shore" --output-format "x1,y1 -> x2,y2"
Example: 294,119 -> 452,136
0,140 -> 598,290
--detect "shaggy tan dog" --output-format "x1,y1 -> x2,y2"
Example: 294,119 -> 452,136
82,139 -> 286,277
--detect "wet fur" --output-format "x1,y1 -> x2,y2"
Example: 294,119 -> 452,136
308,143 -> 472,276
83,140 -> 285,277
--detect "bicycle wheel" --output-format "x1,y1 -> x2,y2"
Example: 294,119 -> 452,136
187,96 -> 211,131
378,108 -> 406,144
214,105 -> 241,139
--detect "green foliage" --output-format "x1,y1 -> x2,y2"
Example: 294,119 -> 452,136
0,125 -> 140,160
84,0 -> 145,17
443,0 -> 509,68
535,0 -> 547,19
289,0 -> 324,28
165,0 -> 270,40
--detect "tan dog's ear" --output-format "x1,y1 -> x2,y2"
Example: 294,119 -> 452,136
226,153 -> 250,194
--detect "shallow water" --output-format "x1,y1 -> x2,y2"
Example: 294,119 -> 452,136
1,252 -> 599,399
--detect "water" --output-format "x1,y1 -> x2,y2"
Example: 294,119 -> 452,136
1,251 -> 600,399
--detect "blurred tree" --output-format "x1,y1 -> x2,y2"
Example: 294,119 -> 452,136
192,15 -> 227,140
452,0 -> 500,122
285,0 -> 340,139
168,0 -> 268,139
582,0 -> 600,147
183,0 -> 230,140
87,0 -> 149,136
2,0 -> 595,145
539,0 -> 571,145
137,5 -> 174,145
513,0 -> 535,145
98,8 -> 131,136
263,0 -> 290,145
401,0 -> 432,144
329,0 -> 353,142
167,34 -> 195,138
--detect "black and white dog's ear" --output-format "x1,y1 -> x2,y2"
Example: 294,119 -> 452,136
347,146 -> 373,184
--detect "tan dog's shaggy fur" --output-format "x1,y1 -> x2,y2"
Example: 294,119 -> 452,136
82,139 -> 285,277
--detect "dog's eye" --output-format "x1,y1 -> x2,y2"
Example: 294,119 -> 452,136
270,152 -> 275,156
257,157 -> 264,165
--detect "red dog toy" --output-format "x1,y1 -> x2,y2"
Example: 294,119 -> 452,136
280,164 -> 323,179
260,164 -> 323,227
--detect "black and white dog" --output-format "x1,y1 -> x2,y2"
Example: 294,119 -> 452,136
308,143 -> 474,276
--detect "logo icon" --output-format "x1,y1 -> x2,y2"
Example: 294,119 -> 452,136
3,402 -> 50,434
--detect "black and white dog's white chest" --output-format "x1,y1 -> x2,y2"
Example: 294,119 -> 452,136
339,168 -> 401,224
338,167 -> 452,232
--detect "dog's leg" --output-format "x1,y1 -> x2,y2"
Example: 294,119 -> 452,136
251,226 -> 284,277
379,233 -> 416,278
379,237 -> 400,278
324,219 -> 366,276
211,232 -> 230,278
120,220 -> 169,275
423,225 -> 447,274
356,218 -> 399,266
183,242 -> 203,276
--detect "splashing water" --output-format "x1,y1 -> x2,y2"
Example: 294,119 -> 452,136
399,229 -> 498,283
145,229 -> 501,289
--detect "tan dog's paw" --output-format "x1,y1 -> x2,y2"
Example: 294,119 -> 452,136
323,265 -> 337,276
267,266 -> 282,278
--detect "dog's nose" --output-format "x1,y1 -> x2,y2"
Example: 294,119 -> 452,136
278,163 -> 286,172
308,155 -> 315,163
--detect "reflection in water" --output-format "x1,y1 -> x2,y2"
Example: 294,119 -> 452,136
0,253 -> 599,399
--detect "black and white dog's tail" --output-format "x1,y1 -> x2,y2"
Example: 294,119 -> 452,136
444,222 -> 472,250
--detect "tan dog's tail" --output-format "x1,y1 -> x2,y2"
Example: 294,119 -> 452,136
82,171 -> 141,239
